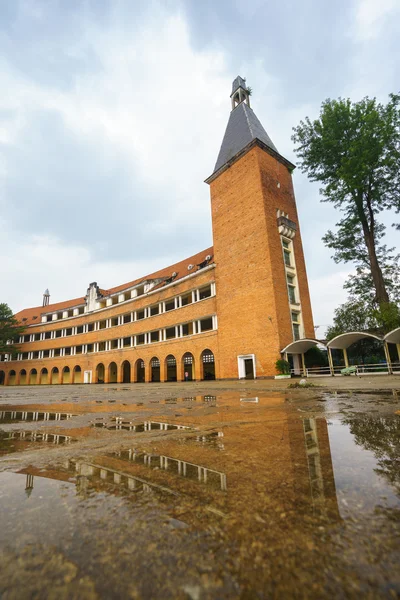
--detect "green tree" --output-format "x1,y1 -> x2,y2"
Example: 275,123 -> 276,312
292,94 -> 400,309
344,415 -> 400,495
0,303 -> 25,357
325,299 -> 375,340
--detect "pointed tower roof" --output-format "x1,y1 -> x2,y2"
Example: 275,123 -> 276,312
205,76 -> 294,183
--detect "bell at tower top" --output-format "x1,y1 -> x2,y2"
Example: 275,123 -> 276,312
230,75 -> 251,109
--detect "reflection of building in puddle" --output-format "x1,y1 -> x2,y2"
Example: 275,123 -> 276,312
303,418 -> 327,505
2,431 -> 74,444
116,449 -> 227,491
92,418 -> 193,432
203,396 -> 217,405
192,431 -> 224,450
0,411 -> 75,424
14,415 -> 339,523
72,459 -> 178,497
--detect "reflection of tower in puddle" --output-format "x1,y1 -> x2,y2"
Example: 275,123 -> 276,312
76,464 -> 92,498
25,473 -> 34,498
299,418 -> 339,517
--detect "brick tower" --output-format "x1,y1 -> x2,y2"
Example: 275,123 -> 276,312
206,76 -> 314,378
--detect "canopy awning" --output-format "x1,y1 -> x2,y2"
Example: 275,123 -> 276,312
384,327 -> 400,345
327,332 -> 382,350
281,339 -> 325,354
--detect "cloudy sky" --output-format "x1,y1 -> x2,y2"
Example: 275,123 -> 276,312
0,0 -> 399,334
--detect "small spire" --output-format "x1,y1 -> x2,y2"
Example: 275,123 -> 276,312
43,289 -> 50,307
230,75 -> 251,110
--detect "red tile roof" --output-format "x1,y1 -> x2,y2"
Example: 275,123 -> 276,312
15,247 -> 214,326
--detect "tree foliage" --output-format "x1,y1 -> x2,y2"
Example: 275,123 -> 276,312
344,415 -> 400,495
292,94 -> 400,310
326,298 -> 400,340
0,303 -> 25,357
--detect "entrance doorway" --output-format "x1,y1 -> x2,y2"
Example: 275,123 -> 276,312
136,359 -> 145,383
150,357 -> 160,382
237,354 -> 256,380
122,361 -> 131,383
201,349 -> 215,380
182,352 -> 194,381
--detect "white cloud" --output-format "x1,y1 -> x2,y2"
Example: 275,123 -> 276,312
0,219 -> 178,312
354,0 -> 400,41
309,271 -> 353,337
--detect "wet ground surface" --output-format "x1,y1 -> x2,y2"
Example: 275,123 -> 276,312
0,382 -> 399,599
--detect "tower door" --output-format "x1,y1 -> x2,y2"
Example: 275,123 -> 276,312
244,359 -> 254,379
237,354 -> 256,380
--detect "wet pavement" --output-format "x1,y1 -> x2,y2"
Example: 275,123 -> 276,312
0,383 -> 399,599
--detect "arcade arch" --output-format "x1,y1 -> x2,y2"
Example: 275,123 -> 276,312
165,355 -> 177,382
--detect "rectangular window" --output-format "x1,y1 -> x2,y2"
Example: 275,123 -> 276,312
33,351 -> 40,359
181,294 -> 192,307
123,337 -> 131,348
23,335 -> 30,343
150,330 -> 159,343
76,346 -> 83,354
293,323 -> 300,341
200,317 -> 213,332
288,286 -> 296,304
111,317 -> 119,327
77,325 -> 84,334
98,341 -> 106,352
150,305 -> 160,316
43,350 -> 50,358
33,333 -> 41,341
165,299 -> 175,312
182,323 -> 193,336
282,240 -> 290,249
284,249 -> 291,267
54,348 -> 61,357
99,320 -> 107,330
123,314 -> 132,324
136,309 -> 145,320
166,327 -> 175,340
22,352 -> 29,360
199,285 -> 212,300
87,344 -> 94,353
136,334 -> 145,345
65,328 -> 73,336
87,323 -> 94,332
291,311 -> 299,323
64,347 -> 71,356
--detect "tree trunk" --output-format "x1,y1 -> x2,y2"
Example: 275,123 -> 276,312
360,221 -> 390,305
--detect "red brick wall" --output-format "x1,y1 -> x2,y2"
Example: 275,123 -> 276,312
210,145 -> 314,378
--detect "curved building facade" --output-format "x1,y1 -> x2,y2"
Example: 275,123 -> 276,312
0,77 -> 314,385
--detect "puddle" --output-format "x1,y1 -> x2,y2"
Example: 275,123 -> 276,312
91,417 -> 193,432
0,389 -> 399,598
0,430 -> 75,454
0,410 -> 75,424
